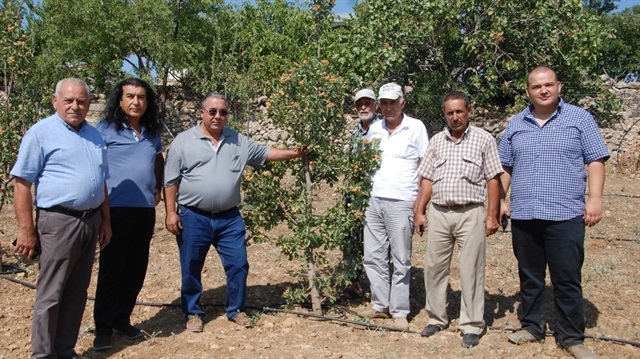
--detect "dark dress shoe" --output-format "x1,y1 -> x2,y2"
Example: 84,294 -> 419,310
462,333 -> 480,348
421,324 -> 443,337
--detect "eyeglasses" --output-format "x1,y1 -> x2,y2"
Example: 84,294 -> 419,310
205,108 -> 229,116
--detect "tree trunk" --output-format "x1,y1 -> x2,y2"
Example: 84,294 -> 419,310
303,156 -> 322,314
306,248 -> 321,314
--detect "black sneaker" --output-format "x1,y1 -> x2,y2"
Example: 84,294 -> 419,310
114,324 -> 143,340
462,333 -> 480,348
93,334 -> 112,351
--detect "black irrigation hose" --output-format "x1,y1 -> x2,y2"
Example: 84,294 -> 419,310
0,273 -> 35,288
603,193 -> 640,199
590,236 -> 640,243
0,264 -> 26,275
2,273 -> 640,348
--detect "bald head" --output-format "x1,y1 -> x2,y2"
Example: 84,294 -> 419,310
526,66 -> 558,88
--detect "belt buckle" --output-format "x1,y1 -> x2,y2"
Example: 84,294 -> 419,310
80,209 -> 93,218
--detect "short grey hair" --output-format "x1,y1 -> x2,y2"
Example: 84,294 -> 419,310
201,92 -> 229,109
54,78 -> 90,97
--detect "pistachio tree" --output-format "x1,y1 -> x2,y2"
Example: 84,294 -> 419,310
0,0 -> 42,213
331,0 -> 617,132
242,57 -> 379,313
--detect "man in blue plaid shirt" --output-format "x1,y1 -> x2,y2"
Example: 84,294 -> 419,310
498,66 -> 609,359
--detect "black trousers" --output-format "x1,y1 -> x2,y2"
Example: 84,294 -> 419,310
511,216 -> 586,348
94,207 -> 155,335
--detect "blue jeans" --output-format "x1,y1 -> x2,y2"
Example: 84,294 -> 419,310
511,216 -> 586,348
177,206 -> 248,320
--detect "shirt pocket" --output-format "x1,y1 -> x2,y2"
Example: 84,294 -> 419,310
230,154 -> 242,172
432,156 -> 447,184
461,154 -> 483,184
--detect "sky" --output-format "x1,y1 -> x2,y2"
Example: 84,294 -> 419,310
225,0 -> 355,14
616,0 -> 640,12
226,0 -> 639,14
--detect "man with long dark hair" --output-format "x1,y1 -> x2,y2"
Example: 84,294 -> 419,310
93,78 -> 164,351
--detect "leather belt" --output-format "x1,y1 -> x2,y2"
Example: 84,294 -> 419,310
184,205 -> 237,217
40,205 -> 99,219
434,203 -> 481,211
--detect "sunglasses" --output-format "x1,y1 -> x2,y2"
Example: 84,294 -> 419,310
205,108 -> 229,116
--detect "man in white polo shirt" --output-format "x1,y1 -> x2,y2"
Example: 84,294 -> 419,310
362,83 -> 429,330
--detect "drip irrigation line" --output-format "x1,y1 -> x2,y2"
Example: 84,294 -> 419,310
603,193 -> 640,199
590,236 -> 639,243
0,264 -> 26,275
3,273 -> 640,347
0,273 -> 35,288
261,306 -> 422,334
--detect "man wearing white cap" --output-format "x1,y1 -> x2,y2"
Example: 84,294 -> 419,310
361,82 -> 429,329
353,88 -> 379,137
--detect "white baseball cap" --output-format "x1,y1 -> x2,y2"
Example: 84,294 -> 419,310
354,88 -> 376,102
378,83 -> 403,100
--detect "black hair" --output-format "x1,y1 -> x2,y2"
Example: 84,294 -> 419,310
101,78 -> 160,136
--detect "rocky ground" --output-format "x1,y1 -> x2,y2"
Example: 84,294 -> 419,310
1,170 -> 639,359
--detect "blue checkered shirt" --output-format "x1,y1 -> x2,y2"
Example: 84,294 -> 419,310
498,100 -> 610,221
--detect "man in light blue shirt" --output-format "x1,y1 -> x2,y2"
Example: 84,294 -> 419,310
93,78 -> 164,351
11,78 -> 111,359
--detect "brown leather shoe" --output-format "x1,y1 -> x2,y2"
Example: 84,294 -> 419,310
393,317 -> 409,330
186,315 -> 203,332
361,308 -> 392,319
507,329 -> 543,344
229,312 -> 252,328
566,344 -> 596,359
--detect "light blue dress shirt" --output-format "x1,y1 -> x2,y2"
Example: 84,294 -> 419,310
96,120 -> 162,208
11,114 -> 109,210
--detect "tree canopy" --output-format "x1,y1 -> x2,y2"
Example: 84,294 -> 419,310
20,0 -> 625,120
599,5 -> 640,81
2,0 -> 636,306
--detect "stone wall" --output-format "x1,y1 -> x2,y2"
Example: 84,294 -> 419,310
88,80 -> 640,171
601,79 -> 640,172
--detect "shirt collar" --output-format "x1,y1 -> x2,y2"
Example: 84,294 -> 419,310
444,124 -> 471,143
194,122 -> 230,139
54,113 -> 86,132
357,116 -> 379,136
525,98 -> 565,120
123,122 -> 145,133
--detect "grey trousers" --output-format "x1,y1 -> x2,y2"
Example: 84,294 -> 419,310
425,203 -> 486,335
363,196 -> 414,318
31,210 -> 100,359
